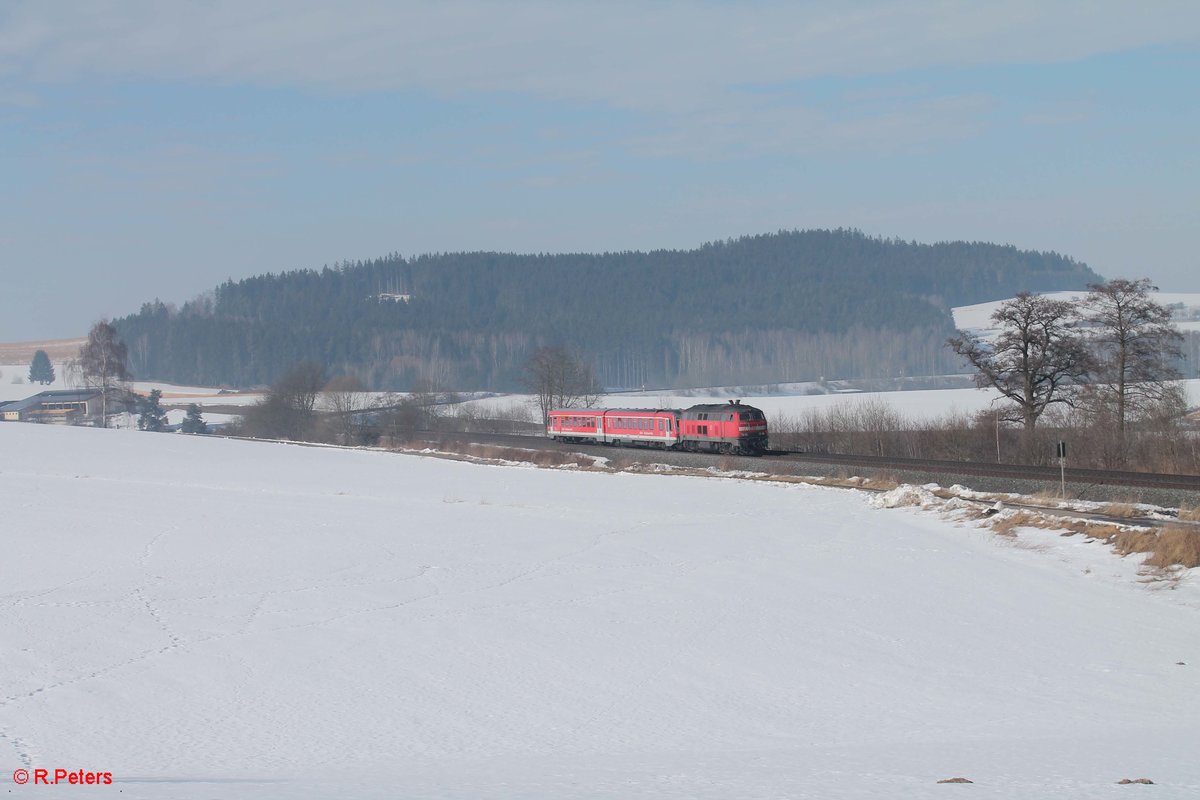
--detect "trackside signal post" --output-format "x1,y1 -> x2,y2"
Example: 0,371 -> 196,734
1056,441 -> 1067,498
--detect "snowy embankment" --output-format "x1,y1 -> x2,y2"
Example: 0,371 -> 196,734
450,379 -> 1200,426
2,425 -> 1199,799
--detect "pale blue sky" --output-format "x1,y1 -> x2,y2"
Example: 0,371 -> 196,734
1,1 -> 1198,341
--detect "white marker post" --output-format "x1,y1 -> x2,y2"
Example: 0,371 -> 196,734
1056,441 -> 1067,499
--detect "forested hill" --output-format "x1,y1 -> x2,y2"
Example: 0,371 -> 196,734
115,229 -> 1102,390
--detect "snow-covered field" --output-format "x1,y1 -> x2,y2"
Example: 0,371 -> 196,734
953,291 -> 1200,339
454,386 -> 1005,422
454,380 -> 1200,425
3,425 -> 1199,798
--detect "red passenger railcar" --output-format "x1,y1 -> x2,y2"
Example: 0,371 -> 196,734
602,408 -> 677,448
547,408 -> 678,448
547,410 -> 605,443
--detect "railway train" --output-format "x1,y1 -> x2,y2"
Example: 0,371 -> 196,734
547,400 -> 768,455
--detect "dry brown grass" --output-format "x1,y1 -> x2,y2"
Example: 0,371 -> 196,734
988,511 -> 1045,536
604,455 -> 639,471
987,508 -> 1200,568
1032,487 -> 1063,502
1111,525 -> 1200,569
862,471 -> 900,491
1100,502 -> 1141,519
1074,521 -> 1126,540
1177,504 -> 1200,523
989,510 -> 1128,542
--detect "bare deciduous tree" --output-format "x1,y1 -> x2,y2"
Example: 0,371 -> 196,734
322,374 -> 368,444
77,320 -> 131,427
243,362 -> 327,440
948,292 -> 1091,458
1082,278 -> 1183,454
523,346 -> 602,426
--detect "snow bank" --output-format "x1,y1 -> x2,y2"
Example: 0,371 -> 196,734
868,484 -> 939,509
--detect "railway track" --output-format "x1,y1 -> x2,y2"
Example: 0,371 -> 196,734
765,450 -> 1200,493
415,429 -> 1200,494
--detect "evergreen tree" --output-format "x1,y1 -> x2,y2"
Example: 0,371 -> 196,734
137,389 -> 168,432
181,403 -> 208,434
28,350 -> 55,384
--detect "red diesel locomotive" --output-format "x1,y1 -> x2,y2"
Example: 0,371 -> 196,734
547,401 -> 768,455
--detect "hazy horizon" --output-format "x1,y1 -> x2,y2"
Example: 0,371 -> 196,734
3,1 -> 1198,341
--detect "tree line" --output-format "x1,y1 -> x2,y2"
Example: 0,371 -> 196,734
112,229 -> 1102,390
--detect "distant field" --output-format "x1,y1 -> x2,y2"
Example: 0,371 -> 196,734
0,337 -> 85,363
952,291 -> 1200,338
